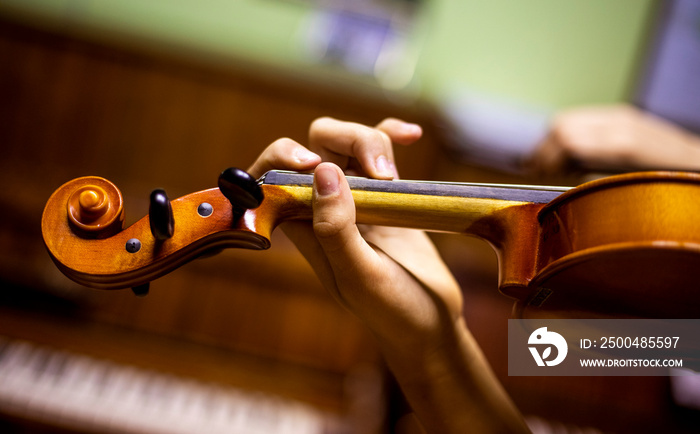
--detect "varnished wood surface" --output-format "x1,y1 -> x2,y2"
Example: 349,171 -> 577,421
530,171 -> 700,317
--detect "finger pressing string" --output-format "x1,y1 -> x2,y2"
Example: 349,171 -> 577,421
247,138 -> 321,178
309,117 -> 397,180
375,118 -> 423,145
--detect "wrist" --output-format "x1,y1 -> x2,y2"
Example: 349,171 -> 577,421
377,316 -> 470,385
377,317 -> 528,433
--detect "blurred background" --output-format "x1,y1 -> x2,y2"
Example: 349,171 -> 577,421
0,0 -> 698,432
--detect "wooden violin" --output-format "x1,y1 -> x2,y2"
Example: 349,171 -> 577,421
42,169 -> 700,317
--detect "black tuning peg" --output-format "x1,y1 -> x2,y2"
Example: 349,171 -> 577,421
131,283 -> 150,297
218,168 -> 264,217
149,189 -> 174,241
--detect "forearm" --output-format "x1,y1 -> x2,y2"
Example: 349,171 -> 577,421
530,105 -> 700,174
652,130 -> 700,171
379,317 -> 529,433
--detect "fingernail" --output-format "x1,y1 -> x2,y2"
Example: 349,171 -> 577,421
294,148 -> 319,164
375,155 -> 395,178
315,165 -> 339,196
389,160 -> 399,179
402,122 -> 422,135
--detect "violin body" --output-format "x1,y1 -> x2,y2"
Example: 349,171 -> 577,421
42,170 -> 700,317
528,172 -> 700,317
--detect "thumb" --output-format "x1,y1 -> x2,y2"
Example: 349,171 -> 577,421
312,163 -> 381,299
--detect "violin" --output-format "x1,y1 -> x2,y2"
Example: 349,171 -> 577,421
42,168 -> 700,317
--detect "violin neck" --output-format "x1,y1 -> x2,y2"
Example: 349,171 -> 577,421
261,171 -> 568,239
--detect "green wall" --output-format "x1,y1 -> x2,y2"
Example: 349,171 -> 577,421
0,0 -> 657,108
419,0 -> 657,107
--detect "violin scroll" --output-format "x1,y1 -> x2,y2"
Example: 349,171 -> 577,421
42,169 -> 274,291
65,177 -> 125,238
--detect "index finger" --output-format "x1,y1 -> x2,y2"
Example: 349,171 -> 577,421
308,117 -> 422,180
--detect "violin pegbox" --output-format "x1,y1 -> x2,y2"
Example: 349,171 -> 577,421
42,169 -> 274,292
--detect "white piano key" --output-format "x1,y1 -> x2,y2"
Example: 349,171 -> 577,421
20,350 -> 73,411
1,344 -> 48,407
0,341 -> 32,383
